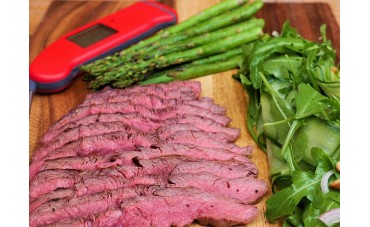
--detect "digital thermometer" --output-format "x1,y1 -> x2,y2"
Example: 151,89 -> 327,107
29,1 -> 177,94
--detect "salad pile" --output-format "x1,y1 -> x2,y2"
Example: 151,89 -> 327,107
233,21 -> 340,226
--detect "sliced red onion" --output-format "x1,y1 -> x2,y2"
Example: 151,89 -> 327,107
321,170 -> 334,194
319,208 -> 340,226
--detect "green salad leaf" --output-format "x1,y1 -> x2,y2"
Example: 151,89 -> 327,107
266,149 -> 339,223
233,21 -> 340,226
295,83 -> 329,119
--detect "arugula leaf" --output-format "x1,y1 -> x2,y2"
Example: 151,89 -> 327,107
266,169 -> 318,222
248,38 -> 314,89
280,20 -> 300,39
295,83 -> 329,119
280,120 -> 302,171
260,72 -> 295,120
262,55 -> 303,81
285,206 -> 303,226
266,149 -> 336,223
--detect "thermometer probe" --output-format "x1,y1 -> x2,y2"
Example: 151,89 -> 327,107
29,1 -> 177,108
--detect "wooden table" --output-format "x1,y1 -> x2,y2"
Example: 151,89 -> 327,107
29,1 -> 340,226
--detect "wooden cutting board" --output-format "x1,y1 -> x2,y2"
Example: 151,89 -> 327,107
29,1 -> 339,226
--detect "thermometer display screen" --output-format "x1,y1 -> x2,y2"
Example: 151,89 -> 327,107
67,24 -> 118,48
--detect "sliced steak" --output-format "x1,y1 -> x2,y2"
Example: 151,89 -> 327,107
73,167 -> 132,197
136,156 -> 258,179
137,143 -> 253,162
132,156 -> 183,176
171,159 -> 258,178
29,188 -> 75,213
34,122 -> 143,161
30,164 -> 167,200
165,130 -> 252,155
29,171 -> 157,213
115,187 -> 259,227
30,154 -> 125,181
154,104 -> 231,125
83,92 -> 225,115
39,112 -> 161,145
82,93 -> 218,112
43,218 -> 86,227
92,209 -> 124,227
49,101 -> 231,133
75,173 -> 167,198
185,98 -> 226,114
168,172 -> 268,204
48,100 -> 157,132
30,169 -> 80,201
84,80 -> 201,104
157,123 -> 237,142
81,90 -> 197,107
29,188 -> 137,227
36,121 -> 238,164
34,130 -> 158,162
40,112 -> 238,146
30,152 -> 126,178
29,81 -> 265,227
31,154 -> 259,201
33,143 -> 252,175
159,114 -> 240,140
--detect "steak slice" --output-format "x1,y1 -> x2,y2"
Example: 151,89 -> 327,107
161,114 -> 240,140
165,130 -> 252,155
30,172 -> 163,214
31,152 -> 259,202
82,93 -> 219,112
135,156 -> 258,179
83,80 -> 201,104
184,97 -> 226,114
42,218 -> 87,227
36,120 -> 239,164
114,187 -> 259,227
83,92 -> 225,115
73,168 -> 133,197
30,169 -> 80,201
48,100 -> 158,132
170,159 -> 258,179
49,101 -> 231,132
157,123 -> 238,142
30,154 -> 125,181
34,130 -> 157,162
30,165 -> 167,200
33,143 -> 252,175
137,143 -> 253,162
75,173 -> 167,197
34,122 -> 144,161
43,184 -> 258,227
29,188 -> 137,227
154,104 -> 231,125
91,209 -> 124,227
169,172 -> 268,204
29,188 -> 75,213
81,90 -> 197,107
39,112 -> 160,145
40,112 -> 237,146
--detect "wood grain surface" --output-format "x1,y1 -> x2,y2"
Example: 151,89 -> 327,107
29,1 -> 340,226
